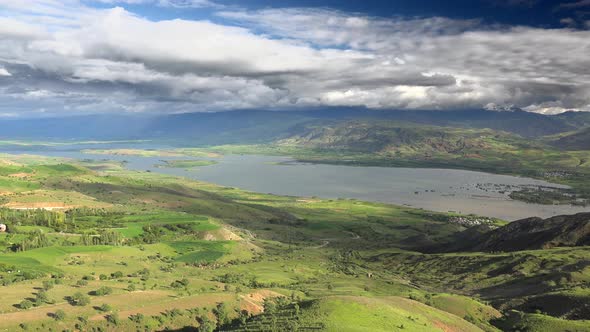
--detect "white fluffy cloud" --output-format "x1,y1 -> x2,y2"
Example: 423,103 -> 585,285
0,2 -> 589,116
93,0 -> 221,8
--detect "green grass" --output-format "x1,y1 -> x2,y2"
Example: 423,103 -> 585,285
495,311 -> 590,332
168,240 -> 232,264
229,296 -> 484,332
113,213 -> 217,238
0,152 -> 588,331
156,159 -> 218,169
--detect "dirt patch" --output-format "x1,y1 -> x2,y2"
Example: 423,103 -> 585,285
433,320 -> 459,332
0,302 -> 77,327
244,290 -> 283,304
3,202 -> 74,210
203,228 -> 242,241
8,172 -> 33,178
296,199 -> 320,203
239,290 -> 284,314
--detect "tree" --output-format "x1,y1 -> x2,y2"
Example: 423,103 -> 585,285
214,303 -> 230,328
54,309 -> 66,321
129,313 -> 144,324
106,313 -> 120,326
92,286 -> 113,296
198,316 -> 215,332
19,299 -> 33,310
42,280 -> 54,291
98,303 -> 112,312
263,298 -> 277,315
70,292 -> 90,306
238,310 -> 249,325
35,290 -> 49,305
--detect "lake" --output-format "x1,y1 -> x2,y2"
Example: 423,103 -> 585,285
3,148 -> 589,221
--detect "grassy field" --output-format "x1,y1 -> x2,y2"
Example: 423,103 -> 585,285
155,159 -> 218,169
0,152 -> 588,331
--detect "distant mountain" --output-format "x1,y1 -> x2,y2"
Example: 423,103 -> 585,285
277,120 -> 538,156
553,111 -> 590,129
0,108 -> 585,143
448,213 -> 590,252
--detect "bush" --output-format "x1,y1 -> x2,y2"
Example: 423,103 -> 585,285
42,280 -> 54,291
19,300 -> 33,310
35,290 -> 49,305
54,309 -> 66,321
70,292 -> 91,306
129,313 -> 144,324
92,286 -> 113,296
198,316 -> 215,332
98,303 -> 112,312
170,278 -> 189,289
106,313 -> 120,326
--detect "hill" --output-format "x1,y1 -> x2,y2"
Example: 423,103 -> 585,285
551,127 -> 590,150
277,120 -> 533,155
223,296 -> 486,332
449,212 -> 590,252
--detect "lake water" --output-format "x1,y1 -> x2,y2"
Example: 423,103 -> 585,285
3,147 -> 589,221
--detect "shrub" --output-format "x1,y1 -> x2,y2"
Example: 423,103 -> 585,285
129,313 -> 144,324
92,286 -> 113,296
19,300 -> 33,310
106,313 -> 120,326
98,303 -> 112,312
42,280 -> 54,291
35,290 -> 49,305
70,292 -> 91,306
170,278 -> 189,289
54,309 -> 66,321
198,316 -> 215,332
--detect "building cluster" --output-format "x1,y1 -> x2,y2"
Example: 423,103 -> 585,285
542,170 -> 573,178
448,216 -> 494,227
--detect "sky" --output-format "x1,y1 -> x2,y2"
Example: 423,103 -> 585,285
0,0 -> 590,117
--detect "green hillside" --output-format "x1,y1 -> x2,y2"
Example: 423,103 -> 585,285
0,153 -> 588,331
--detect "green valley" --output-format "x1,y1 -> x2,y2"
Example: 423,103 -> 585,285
0,149 -> 588,331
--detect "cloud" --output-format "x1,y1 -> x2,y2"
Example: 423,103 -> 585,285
0,67 -> 11,76
0,2 -> 589,116
91,0 -> 222,8
557,0 -> 590,9
487,0 -> 539,7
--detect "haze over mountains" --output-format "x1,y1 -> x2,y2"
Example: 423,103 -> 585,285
2,108 -> 590,144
